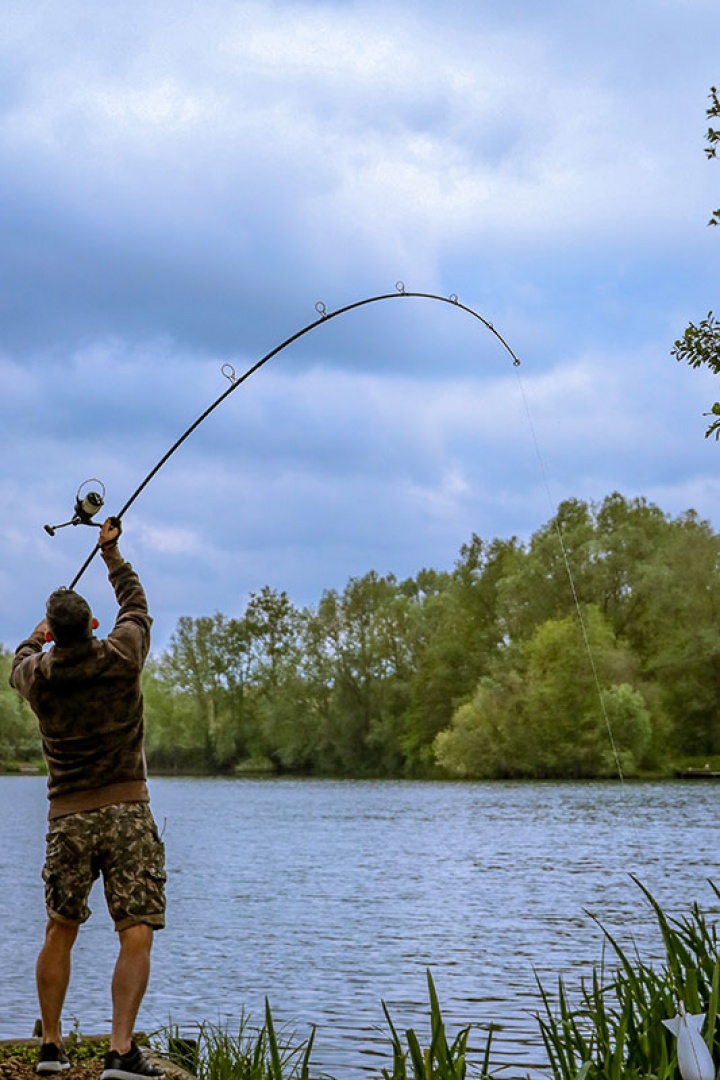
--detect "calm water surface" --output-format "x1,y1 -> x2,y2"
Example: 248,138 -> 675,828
1,777 -> 719,1077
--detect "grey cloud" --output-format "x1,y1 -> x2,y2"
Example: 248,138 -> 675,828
2,0 -> 720,651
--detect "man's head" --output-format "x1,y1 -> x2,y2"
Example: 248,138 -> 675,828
45,588 -> 94,646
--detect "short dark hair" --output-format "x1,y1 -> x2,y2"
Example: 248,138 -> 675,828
46,588 -> 92,646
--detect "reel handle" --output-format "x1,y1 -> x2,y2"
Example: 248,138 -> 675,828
43,478 -> 108,539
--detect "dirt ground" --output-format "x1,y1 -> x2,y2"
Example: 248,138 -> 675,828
0,1060 -> 102,1080
0,1050 -> 191,1080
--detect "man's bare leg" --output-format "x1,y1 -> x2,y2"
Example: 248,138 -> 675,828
36,920 -> 79,1045
110,924 -> 154,1054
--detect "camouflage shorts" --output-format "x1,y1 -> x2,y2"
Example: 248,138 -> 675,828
43,802 -> 166,932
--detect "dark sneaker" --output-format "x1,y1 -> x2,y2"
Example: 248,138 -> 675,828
36,1044 -> 70,1074
101,1043 -> 164,1080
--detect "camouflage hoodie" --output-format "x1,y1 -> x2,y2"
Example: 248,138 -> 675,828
10,554 -> 153,820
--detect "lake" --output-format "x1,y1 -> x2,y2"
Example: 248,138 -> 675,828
1,776 -> 719,1077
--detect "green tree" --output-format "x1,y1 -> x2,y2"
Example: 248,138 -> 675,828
673,86 -> 720,435
164,613 -> 248,769
494,493 -> 720,761
245,586 -> 300,692
636,511 -> 720,754
433,670 -> 525,778
592,492 -> 670,645
302,571 -> 413,775
243,586 -> 308,768
142,655 -> 210,772
0,647 -> 42,766
513,605 -> 637,777
435,606 -> 648,779
402,536 -> 522,774
599,683 -> 653,776
490,496 -> 612,663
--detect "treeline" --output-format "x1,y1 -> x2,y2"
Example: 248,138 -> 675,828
140,492 -> 719,778
3,492 -> 720,779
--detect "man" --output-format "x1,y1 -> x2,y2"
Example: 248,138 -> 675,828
10,518 -> 166,1080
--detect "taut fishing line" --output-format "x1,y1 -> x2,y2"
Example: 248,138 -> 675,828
512,369 -> 626,783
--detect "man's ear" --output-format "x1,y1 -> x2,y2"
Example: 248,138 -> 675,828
45,631 -> 53,643
91,618 -> 99,631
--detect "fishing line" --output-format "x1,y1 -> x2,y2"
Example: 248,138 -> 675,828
66,283 -> 521,589
512,367 -> 626,783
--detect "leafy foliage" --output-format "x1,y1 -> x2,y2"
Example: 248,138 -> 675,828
705,85 -> 720,222
0,646 -> 41,768
673,86 -> 720,434
434,607 -> 650,779
141,493 -> 720,779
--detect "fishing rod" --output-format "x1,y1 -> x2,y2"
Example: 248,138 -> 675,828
47,283 -> 522,589
42,287 -> 635,793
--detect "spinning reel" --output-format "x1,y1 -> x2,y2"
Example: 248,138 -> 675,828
44,479 -> 107,537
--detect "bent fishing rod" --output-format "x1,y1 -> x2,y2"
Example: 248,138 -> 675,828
47,283 -> 521,590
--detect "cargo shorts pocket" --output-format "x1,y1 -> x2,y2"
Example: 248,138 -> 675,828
43,828 -> 94,924
104,812 -> 167,930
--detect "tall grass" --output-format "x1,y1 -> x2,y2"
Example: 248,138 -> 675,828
162,999 -> 317,1080
379,969 -> 494,1079
536,876 -> 720,1079
161,970 -> 494,1079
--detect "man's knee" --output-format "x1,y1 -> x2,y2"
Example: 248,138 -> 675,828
44,918 -> 79,949
39,919 -> 79,966
118,922 -> 154,953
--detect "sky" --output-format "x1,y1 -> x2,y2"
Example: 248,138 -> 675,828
1,0 -> 719,652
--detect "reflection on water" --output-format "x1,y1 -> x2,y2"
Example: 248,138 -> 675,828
1,777 -> 719,1077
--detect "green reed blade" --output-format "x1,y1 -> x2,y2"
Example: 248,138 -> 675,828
404,1028 -> 425,1077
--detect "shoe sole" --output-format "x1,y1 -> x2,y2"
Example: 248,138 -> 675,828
36,1065 -> 70,1075
101,1069 -> 164,1080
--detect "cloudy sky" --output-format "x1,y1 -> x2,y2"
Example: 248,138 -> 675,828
1,0 -> 718,651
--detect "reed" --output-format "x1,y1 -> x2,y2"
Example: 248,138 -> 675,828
162,999 -> 317,1080
536,877 -> 720,1079
379,969 -> 494,1079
